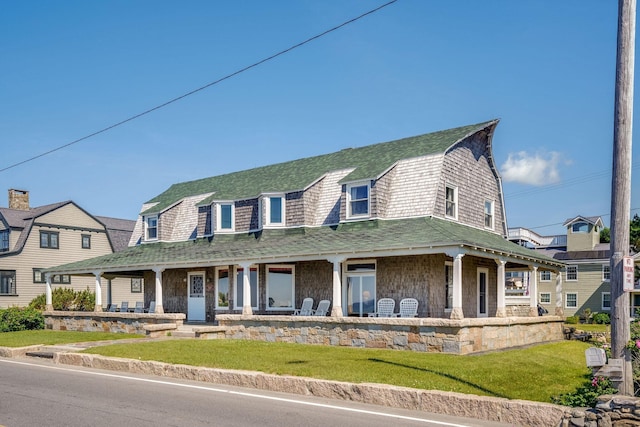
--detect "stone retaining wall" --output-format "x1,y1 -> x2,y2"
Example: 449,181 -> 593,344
44,311 -> 186,335
559,395 -> 640,426
53,351 -> 567,426
215,314 -> 564,354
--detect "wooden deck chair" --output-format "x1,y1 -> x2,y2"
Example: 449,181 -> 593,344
369,298 -> 397,317
313,300 -> 331,316
134,301 -> 144,313
120,301 -> 129,313
293,298 -> 314,315
399,298 -> 419,317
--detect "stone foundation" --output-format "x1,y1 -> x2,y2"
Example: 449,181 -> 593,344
215,314 -> 564,354
44,311 -> 186,335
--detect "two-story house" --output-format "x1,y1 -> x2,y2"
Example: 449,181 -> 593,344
45,120 -> 563,322
510,215 -> 640,318
0,189 -> 141,308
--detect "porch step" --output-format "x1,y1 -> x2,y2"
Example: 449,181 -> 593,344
171,330 -> 197,338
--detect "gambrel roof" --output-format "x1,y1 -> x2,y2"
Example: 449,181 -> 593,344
142,119 -> 499,215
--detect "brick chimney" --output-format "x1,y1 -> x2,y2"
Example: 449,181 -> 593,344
8,189 -> 29,210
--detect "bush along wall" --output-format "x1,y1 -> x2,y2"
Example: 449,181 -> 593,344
0,307 -> 44,332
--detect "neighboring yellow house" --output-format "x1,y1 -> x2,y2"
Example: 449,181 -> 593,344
0,189 -> 142,309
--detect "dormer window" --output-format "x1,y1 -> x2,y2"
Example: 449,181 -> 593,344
145,216 -> 158,240
346,182 -> 370,219
265,195 -> 285,227
0,230 -> 8,252
217,202 -> 234,231
571,222 -> 589,233
445,185 -> 458,219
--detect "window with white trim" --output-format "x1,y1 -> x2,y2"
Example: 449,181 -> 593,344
217,203 -> 234,231
602,292 -> 611,310
484,200 -> 494,229
566,292 -> 578,308
539,292 -> 551,304
445,185 -> 458,219
145,216 -> 158,240
566,265 -> 578,281
346,183 -> 370,218
540,270 -> 551,282
215,267 -> 230,309
234,266 -> 258,309
445,262 -> 453,311
265,196 -> 285,227
602,265 -> 611,282
266,265 -> 295,310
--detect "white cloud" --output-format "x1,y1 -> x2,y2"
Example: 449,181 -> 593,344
500,151 -> 564,186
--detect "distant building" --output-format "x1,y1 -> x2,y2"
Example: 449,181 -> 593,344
0,189 -> 141,309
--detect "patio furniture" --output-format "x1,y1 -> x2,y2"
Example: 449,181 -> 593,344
120,301 -> 129,313
368,298 -> 397,317
313,300 -> 331,316
134,301 -> 144,313
107,304 -> 118,312
398,298 -> 418,317
147,301 -> 156,314
293,298 -> 314,316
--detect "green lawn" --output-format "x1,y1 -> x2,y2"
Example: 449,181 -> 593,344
565,323 -> 610,334
80,339 -> 592,403
0,330 -> 143,347
0,330 -> 594,403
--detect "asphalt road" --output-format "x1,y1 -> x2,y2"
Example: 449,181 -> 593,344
0,357 -> 512,427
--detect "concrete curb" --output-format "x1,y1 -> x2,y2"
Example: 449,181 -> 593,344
53,351 -> 566,426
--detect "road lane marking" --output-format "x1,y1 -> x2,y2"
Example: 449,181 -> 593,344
0,358 -> 477,427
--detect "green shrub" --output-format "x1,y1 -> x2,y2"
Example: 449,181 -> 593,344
592,313 -> 610,325
0,307 -> 44,332
552,375 -> 617,407
566,315 -> 580,324
28,287 -> 95,311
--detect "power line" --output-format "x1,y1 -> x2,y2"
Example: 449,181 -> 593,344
522,207 -> 640,231
0,0 -> 398,174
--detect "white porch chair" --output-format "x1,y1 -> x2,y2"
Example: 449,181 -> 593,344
398,298 -> 419,317
313,300 -> 331,316
368,298 -> 397,317
293,298 -> 314,316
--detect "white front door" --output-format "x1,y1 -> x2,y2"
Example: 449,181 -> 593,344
187,272 -> 206,322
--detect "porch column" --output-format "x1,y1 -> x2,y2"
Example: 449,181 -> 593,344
153,267 -> 165,314
529,266 -> 539,317
239,262 -> 253,316
93,271 -> 103,312
450,252 -> 465,320
45,273 -> 53,311
327,257 -> 345,317
555,271 -> 564,317
107,278 -> 112,309
495,259 -> 506,317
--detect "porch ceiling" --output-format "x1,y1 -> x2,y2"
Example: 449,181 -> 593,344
44,216 -> 564,275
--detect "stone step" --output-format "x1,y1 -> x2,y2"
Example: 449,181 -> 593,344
171,330 -> 196,338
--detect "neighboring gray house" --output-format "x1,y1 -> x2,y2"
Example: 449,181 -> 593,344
510,215 -> 640,318
0,189 -> 141,308
46,120 -> 563,321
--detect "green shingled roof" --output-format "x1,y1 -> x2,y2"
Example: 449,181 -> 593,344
143,120 -> 498,215
45,216 -> 562,275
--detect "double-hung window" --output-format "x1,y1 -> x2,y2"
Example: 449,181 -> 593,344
265,196 -> 285,227
602,292 -> 611,310
33,269 -> 45,283
484,200 -> 494,229
0,230 -> 8,252
566,292 -> 578,308
602,265 -> 611,282
266,265 -> 295,310
539,292 -> 551,304
540,270 -> 551,282
217,203 -> 234,231
346,182 -> 370,219
81,234 -> 91,249
40,231 -> 59,249
566,265 -> 578,281
445,185 -> 458,219
145,216 -> 158,240
0,270 -> 16,295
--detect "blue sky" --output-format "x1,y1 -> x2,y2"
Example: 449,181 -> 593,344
1,1 -> 637,236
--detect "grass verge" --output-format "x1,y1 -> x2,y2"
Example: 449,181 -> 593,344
81,339 -> 591,403
0,330 -> 143,347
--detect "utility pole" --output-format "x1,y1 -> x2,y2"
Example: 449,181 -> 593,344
611,0 -> 635,396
